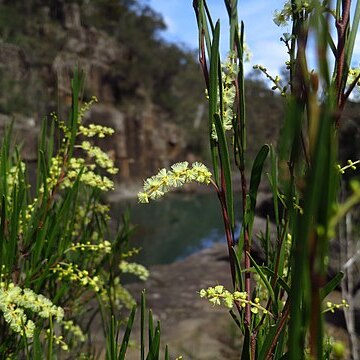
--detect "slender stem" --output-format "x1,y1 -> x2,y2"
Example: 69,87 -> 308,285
265,301 -> 290,359
240,167 -> 251,328
335,0 -> 351,125
47,316 -> 53,360
22,325 -> 30,360
343,72 -> 360,102
254,217 -> 289,333
210,178 -> 236,284
199,30 -> 210,91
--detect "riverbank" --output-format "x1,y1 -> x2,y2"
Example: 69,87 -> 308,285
123,216 -> 355,359
125,242 -> 239,359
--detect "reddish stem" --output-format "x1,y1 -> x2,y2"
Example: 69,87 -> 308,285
335,0 -> 351,125
265,302 -> 290,359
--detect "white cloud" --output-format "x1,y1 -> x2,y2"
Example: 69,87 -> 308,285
250,40 -> 287,76
163,15 -> 177,34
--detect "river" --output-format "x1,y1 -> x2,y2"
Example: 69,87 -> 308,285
111,192 -> 242,266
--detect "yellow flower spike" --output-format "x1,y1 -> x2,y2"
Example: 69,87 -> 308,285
199,285 -> 272,317
0,283 -> 65,339
323,299 -> 349,314
138,161 -> 213,203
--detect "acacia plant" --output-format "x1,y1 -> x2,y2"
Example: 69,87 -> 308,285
139,0 -> 360,358
0,69 -> 152,358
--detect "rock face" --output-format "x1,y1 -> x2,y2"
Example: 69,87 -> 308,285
0,42 -> 37,161
0,43 -> 29,81
84,104 -> 185,182
52,5 -> 124,102
0,3 -> 187,183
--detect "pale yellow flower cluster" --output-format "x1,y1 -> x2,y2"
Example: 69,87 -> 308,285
211,52 -> 238,140
44,97 -> 118,193
81,141 -> 118,174
62,320 -> 86,343
199,285 -> 271,315
104,277 -> 136,310
337,159 -> 360,174
138,161 -> 212,203
273,1 -> 311,26
47,330 -> 69,351
221,52 -> 238,128
119,260 -> 149,281
52,263 -> 104,293
45,154 -> 115,191
348,68 -> 360,86
66,240 -> 112,254
0,282 -> 64,338
78,96 -> 98,121
324,300 -> 349,314
79,124 -> 114,138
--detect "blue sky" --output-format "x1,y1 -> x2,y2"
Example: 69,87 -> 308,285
147,1 -> 360,77
147,0 -> 294,76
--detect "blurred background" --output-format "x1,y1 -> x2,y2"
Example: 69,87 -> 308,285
0,0 -> 358,262
0,0 -> 288,262
0,1 -> 359,357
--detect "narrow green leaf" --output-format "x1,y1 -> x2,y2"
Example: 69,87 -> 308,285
247,252 -> 275,303
259,316 -> 287,359
164,345 -> 169,360
118,305 -> 136,360
265,216 -> 270,267
240,328 -> 251,360
197,0 -> 212,57
225,0 -> 238,49
320,272 -> 344,300
214,113 -> 234,228
269,145 -> 280,235
141,290 -> 146,360
345,1 -> 360,74
148,309 -> 154,349
273,326 -> 286,359
257,266 -> 291,295
32,328 -> 42,359
230,246 -> 244,292
36,118 -> 47,192
229,308 -> 242,329
68,67 -> 85,158
247,145 -> 270,235
47,117 -> 55,165
235,21 -> 246,158
106,316 -> 116,360
146,327 -> 161,360
209,20 -> 221,184
0,196 -> 5,277
39,151 -> 49,201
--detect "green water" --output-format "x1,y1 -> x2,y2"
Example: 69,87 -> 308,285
111,192 -> 241,266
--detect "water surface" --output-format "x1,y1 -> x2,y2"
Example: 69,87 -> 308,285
111,192 -> 241,266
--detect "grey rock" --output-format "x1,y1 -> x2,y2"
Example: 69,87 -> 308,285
0,42 -> 29,80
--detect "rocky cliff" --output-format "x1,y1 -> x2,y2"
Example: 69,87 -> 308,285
0,2 -> 194,183
0,1 -> 359,185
